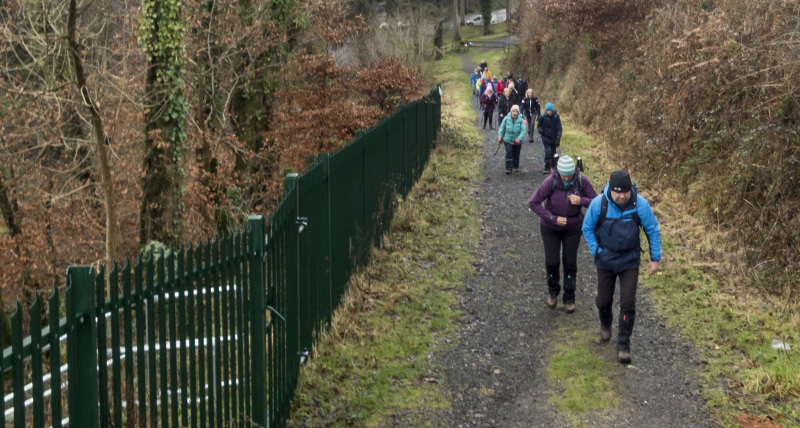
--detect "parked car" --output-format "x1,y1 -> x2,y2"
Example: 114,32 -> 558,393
465,14 -> 497,26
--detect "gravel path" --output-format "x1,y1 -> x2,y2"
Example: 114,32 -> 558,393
437,49 -> 716,427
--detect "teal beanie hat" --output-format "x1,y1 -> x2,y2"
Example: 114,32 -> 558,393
545,102 -> 555,112
557,155 -> 575,176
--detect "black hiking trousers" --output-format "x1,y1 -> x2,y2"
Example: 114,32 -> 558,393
540,225 -> 582,304
483,111 -> 493,129
596,267 -> 639,351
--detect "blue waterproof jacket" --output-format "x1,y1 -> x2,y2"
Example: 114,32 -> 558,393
538,111 -> 562,146
582,184 -> 661,272
470,71 -> 481,90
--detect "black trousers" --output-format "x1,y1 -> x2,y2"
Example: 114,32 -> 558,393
596,268 -> 639,350
540,225 -> 582,303
543,143 -> 556,169
483,111 -> 493,128
504,142 -> 521,171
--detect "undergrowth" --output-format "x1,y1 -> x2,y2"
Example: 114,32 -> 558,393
287,53 -> 482,426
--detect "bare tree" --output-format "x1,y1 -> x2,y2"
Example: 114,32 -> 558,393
67,0 -> 118,266
453,0 -> 461,41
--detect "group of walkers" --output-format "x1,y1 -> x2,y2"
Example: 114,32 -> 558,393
471,62 -> 563,176
471,60 -> 662,364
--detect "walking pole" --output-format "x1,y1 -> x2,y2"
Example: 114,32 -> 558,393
494,141 -> 502,156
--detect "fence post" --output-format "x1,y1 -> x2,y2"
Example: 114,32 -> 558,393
248,215 -> 268,427
66,266 -> 99,428
284,173 -> 302,372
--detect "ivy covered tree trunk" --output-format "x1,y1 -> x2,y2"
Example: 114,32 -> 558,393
481,0 -> 492,35
139,0 -> 188,248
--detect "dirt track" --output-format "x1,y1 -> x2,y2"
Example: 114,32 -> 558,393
435,48 -> 716,427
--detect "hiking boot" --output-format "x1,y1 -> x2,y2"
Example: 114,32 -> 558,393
600,325 -> 611,341
513,168 -> 519,173
564,303 -> 575,313
546,295 -> 557,307
543,168 -> 550,175
505,170 -> 512,175
617,349 -> 631,364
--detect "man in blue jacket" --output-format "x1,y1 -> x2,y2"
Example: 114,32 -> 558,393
582,170 -> 661,364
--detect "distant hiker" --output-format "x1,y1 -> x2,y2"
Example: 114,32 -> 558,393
528,155 -> 597,312
497,77 -> 505,94
516,74 -> 529,99
498,87 -> 511,125
480,87 -> 498,130
480,59 -> 488,72
538,102 -> 562,175
471,68 -> 482,96
478,76 -> 489,96
521,89 -> 540,143
582,170 -> 661,364
497,104 -> 527,174
507,81 -> 521,106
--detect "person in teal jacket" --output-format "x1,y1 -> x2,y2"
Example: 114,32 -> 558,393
582,170 -> 661,364
497,104 -> 527,174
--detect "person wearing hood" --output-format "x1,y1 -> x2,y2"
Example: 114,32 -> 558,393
480,86 -> 498,129
497,104 -> 527,174
480,59 -> 488,72
538,102 -> 562,174
529,155 -> 598,311
582,170 -> 661,364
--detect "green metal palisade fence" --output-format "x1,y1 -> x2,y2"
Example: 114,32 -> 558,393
0,86 -> 441,427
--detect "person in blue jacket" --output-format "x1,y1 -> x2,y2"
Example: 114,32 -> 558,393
582,170 -> 661,364
470,67 -> 482,96
497,104 -> 527,174
538,102 -> 562,175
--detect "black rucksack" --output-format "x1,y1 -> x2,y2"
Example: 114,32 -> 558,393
595,187 -> 651,251
549,154 -> 585,195
549,172 -> 584,196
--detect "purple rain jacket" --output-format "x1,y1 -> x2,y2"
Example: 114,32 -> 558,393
528,171 -> 598,231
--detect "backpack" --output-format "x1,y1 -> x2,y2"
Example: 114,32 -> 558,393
595,186 -> 652,251
549,154 -> 585,195
549,172 -> 585,196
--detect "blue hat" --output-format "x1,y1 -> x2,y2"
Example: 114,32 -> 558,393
545,102 -> 554,112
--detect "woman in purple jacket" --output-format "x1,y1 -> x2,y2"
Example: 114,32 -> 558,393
528,155 -> 597,312
480,87 -> 498,130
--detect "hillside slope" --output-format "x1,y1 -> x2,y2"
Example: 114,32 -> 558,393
510,0 -> 800,293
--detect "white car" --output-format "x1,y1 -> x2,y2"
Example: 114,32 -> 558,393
465,14 -> 497,26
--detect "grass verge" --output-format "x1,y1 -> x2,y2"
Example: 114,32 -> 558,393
287,54 -> 482,426
547,328 -> 618,417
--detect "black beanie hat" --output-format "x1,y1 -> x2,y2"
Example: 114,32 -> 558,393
609,170 -> 632,193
